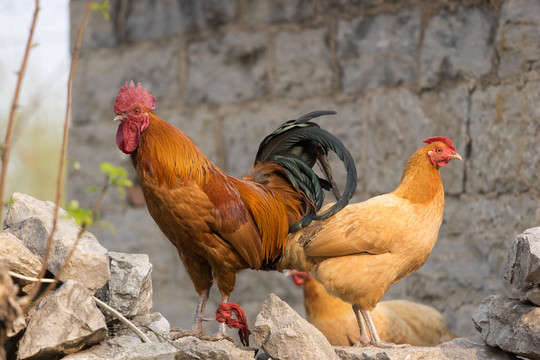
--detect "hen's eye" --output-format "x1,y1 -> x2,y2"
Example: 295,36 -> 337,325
134,108 -> 140,115
436,148 -> 443,153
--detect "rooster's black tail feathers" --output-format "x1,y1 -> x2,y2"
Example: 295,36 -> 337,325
254,110 -> 357,232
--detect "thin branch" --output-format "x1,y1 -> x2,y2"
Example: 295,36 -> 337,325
8,270 -> 152,344
0,0 -> 40,219
92,296 -> 152,343
23,0 -> 94,312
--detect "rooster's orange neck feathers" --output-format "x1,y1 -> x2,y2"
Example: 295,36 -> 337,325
134,112 -> 213,186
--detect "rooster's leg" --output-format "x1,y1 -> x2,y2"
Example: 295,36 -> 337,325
352,305 -> 371,346
205,296 -> 234,343
360,308 -> 411,348
171,289 -> 209,340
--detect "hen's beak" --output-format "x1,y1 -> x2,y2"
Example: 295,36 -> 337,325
449,152 -> 462,161
113,114 -> 126,122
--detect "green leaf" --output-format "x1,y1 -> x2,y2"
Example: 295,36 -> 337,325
87,185 -> 101,193
91,1 -> 110,21
65,200 -> 93,228
95,220 -> 115,234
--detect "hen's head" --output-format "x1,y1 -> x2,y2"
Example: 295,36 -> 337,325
113,81 -> 156,154
286,270 -> 311,286
422,136 -> 462,167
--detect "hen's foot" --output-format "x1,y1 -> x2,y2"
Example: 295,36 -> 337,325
353,333 -> 371,347
170,327 -> 206,341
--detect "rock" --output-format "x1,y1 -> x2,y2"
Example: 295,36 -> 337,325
0,233 -> 42,282
0,262 -> 22,360
243,0 -> 316,26
273,27 -> 333,99
112,312 -> 170,343
186,31 -> 268,105
63,335 -> 256,359
254,293 -> 339,360
3,193 -> 110,293
96,252 -> 153,321
18,280 -> 107,359
335,338 -> 518,360
472,295 -> 540,360
504,227 -> 540,296
420,7 -> 494,88
336,7 -> 421,93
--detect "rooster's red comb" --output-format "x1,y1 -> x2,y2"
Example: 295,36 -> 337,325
422,136 -> 456,152
114,81 -> 156,115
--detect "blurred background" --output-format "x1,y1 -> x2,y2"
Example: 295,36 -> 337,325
3,0 -> 539,344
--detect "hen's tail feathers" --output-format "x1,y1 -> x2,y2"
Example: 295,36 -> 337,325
255,110 -> 357,232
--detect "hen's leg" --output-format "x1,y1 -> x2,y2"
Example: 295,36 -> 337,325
352,305 -> 371,346
360,309 -> 411,348
208,296 -> 234,343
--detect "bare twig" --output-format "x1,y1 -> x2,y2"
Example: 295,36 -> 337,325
23,0 -> 94,312
0,0 -> 40,219
92,296 -> 152,343
8,271 -> 152,344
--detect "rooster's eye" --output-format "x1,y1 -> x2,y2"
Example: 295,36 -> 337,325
436,148 -> 442,153
134,108 -> 140,115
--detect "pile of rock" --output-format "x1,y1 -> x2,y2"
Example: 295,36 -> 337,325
473,226 -> 540,360
0,192 -> 536,360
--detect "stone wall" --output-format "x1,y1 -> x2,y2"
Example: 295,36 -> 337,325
68,0 -> 539,341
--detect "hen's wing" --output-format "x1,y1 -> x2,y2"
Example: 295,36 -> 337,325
301,194 -> 413,257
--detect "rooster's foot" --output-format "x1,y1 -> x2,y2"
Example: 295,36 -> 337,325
369,340 -> 411,348
170,328 -> 206,341
200,332 -> 234,344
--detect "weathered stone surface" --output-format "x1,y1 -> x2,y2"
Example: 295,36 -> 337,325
122,0 -> 235,43
0,233 -> 42,281
473,295 -> 540,360
496,0 -> 540,77
254,293 -> 339,360
63,335 -> 256,360
362,87 -> 468,195
97,252 -> 153,321
18,280 -> 107,360
505,227 -> 540,293
69,0 -> 117,53
112,312 -> 170,343
468,82 -> 540,193
274,27 -> 333,99
0,262 -> 21,360
243,0 -> 316,25
336,8 -> 421,93
186,32 -> 268,105
4,193 -> 110,293
420,7 -> 494,88
71,41 -> 182,127
335,338 -> 518,360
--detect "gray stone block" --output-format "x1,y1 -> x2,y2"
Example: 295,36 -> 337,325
420,7 -> 495,88
274,27 -> 333,99
69,0 -> 116,54
505,227 -> 540,292
468,82 -> 539,193
497,0 -> 540,77
186,31 -> 269,105
243,0 -> 316,25
71,42 -> 182,127
336,8 -> 421,93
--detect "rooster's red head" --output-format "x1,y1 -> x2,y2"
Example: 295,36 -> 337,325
422,136 -> 462,167
113,81 -> 156,154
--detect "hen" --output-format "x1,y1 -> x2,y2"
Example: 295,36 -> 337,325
112,81 -> 356,345
289,270 -> 456,346
278,137 -> 461,347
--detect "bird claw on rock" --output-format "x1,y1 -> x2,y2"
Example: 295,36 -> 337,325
169,328 -> 206,341
200,333 -> 235,344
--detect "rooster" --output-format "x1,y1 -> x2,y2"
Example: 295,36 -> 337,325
278,137 -> 461,348
289,270 -> 456,346
112,81 -> 356,345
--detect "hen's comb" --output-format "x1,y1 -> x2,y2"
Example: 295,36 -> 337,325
422,136 -> 456,152
114,81 -> 156,115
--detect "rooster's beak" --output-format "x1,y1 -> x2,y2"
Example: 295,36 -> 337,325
113,114 -> 126,122
449,152 -> 462,161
